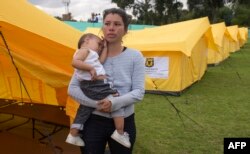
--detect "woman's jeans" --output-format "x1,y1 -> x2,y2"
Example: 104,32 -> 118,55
80,114 -> 136,154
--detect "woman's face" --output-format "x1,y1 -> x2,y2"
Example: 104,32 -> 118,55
102,13 -> 126,43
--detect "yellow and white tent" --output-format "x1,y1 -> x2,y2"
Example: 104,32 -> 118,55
0,0 -> 82,106
238,27 -> 247,47
244,27 -> 248,40
226,25 -> 240,53
207,22 -> 230,65
123,17 -> 216,94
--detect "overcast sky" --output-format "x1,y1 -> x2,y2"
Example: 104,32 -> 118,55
28,0 -> 187,21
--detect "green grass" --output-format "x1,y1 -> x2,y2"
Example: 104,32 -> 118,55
134,40 -> 250,154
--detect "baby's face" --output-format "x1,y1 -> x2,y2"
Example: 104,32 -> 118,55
88,37 -> 103,53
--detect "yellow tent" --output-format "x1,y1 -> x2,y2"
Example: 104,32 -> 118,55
0,0 -> 82,106
122,17 -> 215,94
84,27 -> 103,36
226,25 -> 240,53
238,27 -> 247,47
244,27 -> 248,40
207,22 -> 230,65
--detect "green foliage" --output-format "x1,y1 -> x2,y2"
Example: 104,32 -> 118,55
132,0 -> 156,25
111,0 -> 134,9
232,4 -> 250,26
134,40 -> 250,153
232,0 -> 250,5
110,0 -> 249,26
187,0 -> 201,11
186,0 -> 225,23
179,10 -> 194,21
218,6 -> 233,26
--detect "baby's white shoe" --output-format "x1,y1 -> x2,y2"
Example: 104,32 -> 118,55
65,133 -> 84,146
111,130 -> 131,148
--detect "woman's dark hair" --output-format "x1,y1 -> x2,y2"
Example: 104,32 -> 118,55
77,33 -> 98,49
103,8 -> 131,32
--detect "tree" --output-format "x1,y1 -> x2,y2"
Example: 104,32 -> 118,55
165,0 -> 175,23
187,0 -> 201,12
225,0 -> 250,26
218,6 -> 233,25
54,16 -> 62,21
232,4 -> 250,26
187,0 -> 224,23
207,0 -> 224,22
111,0 -> 134,9
153,0 -> 183,24
154,0 -> 167,24
231,0 -> 250,5
132,0 -> 154,25
173,1 -> 183,21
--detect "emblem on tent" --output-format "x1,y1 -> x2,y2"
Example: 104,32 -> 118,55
145,58 -> 154,67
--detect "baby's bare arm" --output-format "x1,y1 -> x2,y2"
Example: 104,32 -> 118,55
72,49 -> 93,71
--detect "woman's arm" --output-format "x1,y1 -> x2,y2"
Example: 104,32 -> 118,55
108,51 -> 145,112
68,73 -> 98,108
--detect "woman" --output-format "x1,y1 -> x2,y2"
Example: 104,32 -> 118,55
68,8 -> 145,154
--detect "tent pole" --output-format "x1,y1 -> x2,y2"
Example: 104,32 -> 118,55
0,31 -> 32,103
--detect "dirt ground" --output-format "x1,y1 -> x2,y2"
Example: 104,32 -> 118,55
0,114 -> 81,154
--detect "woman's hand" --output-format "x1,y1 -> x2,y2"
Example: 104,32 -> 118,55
97,98 -> 112,112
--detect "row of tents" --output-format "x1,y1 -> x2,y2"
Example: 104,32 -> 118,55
0,1 -> 248,119
84,19 -> 248,95
133,21 -> 248,94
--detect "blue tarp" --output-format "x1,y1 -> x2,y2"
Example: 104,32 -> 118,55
64,21 -> 155,31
